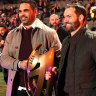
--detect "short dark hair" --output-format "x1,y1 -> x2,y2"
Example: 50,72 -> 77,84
20,0 -> 37,10
67,3 -> 86,22
0,23 -> 7,29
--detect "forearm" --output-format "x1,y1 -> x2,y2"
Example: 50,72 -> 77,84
0,38 -> 19,71
1,54 -> 19,71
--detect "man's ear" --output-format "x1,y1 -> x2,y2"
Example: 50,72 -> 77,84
79,14 -> 84,22
34,9 -> 37,15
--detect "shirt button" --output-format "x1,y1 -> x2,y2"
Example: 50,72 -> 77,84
15,46 -> 18,49
11,79 -> 12,81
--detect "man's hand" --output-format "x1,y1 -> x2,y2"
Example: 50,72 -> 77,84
45,67 -> 57,80
20,60 -> 28,70
0,40 -> 4,47
1,40 -> 4,45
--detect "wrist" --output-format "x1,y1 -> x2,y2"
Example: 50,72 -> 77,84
18,61 -> 21,69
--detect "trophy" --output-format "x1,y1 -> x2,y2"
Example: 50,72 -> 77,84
24,44 -> 55,96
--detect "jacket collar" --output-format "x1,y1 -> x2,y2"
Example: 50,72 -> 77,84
68,26 -> 86,44
18,18 -> 44,30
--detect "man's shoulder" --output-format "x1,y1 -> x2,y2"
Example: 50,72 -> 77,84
8,27 -> 19,35
35,18 -> 56,33
6,27 -> 20,41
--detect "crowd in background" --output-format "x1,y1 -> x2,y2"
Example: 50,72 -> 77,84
0,0 -> 95,31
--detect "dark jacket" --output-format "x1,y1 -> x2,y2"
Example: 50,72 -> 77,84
57,26 -> 70,43
57,26 -> 96,96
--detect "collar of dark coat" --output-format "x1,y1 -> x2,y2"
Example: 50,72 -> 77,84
67,26 -> 96,43
62,26 -> 85,45
68,26 -> 86,44
85,29 -> 96,39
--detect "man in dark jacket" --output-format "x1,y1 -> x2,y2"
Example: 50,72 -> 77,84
49,14 -> 70,43
46,3 -> 96,96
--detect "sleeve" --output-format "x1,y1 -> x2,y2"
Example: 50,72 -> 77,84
48,29 -> 62,56
47,29 -> 62,67
91,40 -> 96,63
0,32 -> 19,71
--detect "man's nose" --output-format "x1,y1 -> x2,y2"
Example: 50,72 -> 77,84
63,17 -> 69,23
20,11 -> 25,16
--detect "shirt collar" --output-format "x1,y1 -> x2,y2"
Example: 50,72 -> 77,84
21,19 -> 37,30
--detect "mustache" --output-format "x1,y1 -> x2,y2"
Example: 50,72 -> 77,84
53,23 -> 58,25
20,16 -> 27,19
64,23 -> 71,25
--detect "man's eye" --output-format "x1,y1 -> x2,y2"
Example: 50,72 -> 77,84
24,9 -> 29,12
18,10 -> 22,13
67,15 -> 71,18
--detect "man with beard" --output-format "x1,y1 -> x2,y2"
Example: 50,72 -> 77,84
49,14 -> 70,43
45,3 -> 96,96
49,14 -> 60,30
0,0 -> 61,96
